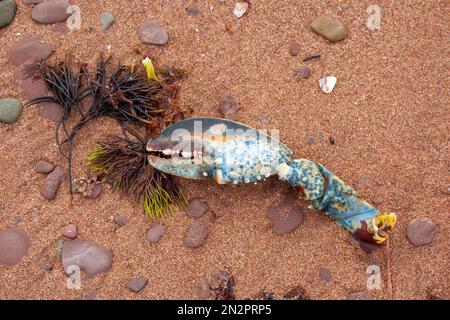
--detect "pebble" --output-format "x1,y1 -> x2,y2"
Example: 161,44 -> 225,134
310,15 -> 348,42
319,267 -> 332,282
126,277 -> 148,293
35,160 -> 55,174
0,228 -> 31,266
289,41 -> 301,56
233,2 -> 249,18
185,198 -> 209,219
147,223 -> 166,243
319,76 -> 337,93
31,0 -> 70,24
0,98 -> 22,124
372,195 -> 384,205
62,224 -> 77,239
294,66 -> 310,79
139,22 -> 169,45
283,286 -> 309,300
186,6 -> 200,16
22,0 -> 43,4
40,166 -> 65,200
266,193 -> 304,235
22,77 -> 48,101
0,0 -> 17,28
8,36 -> 53,66
113,215 -> 128,226
185,220 -> 208,248
219,92 -> 240,119
407,218 -> 436,246
62,238 -> 113,277
100,12 -> 114,31
13,59 -> 39,84
38,102 -> 63,122
347,291 -> 372,300
84,183 -> 102,199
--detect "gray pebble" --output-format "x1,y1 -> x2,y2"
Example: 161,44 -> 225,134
407,218 -> 437,246
40,166 -> 65,200
100,12 -> 114,31
0,98 -> 22,124
185,220 -> 208,248
139,22 -> 168,45
0,0 -> 17,28
126,277 -> 148,293
35,160 -> 55,174
0,228 -> 31,266
31,0 -> 70,24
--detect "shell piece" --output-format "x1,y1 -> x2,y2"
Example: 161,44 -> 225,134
233,2 -> 249,18
319,76 -> 337,93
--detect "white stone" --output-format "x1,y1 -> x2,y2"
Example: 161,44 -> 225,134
319,76 -> 337,94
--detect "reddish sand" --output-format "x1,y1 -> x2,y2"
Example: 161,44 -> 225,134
0,1 -> 448,299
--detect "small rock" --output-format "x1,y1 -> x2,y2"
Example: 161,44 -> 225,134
319,267 -> 332,282
233,2 -> 249,18
31,0 -> 70,24
35,160 -> 55,174
289,41 -> 301,56
185,198 -> 209,219
0,228 -> 31,266
185,220 -> 208,248
0,0 -> 17,29
84,183 -> 102,199
40,166 -> 65,200
38,102 -> 63,122
147,223 -> 166,243
219,92 -> 240,118
319,76 -> 337,93
22,76 -> 48,100
113,215 -> 128,226
347,291 -> 372,300
13,59 -> 40,84
126,277 -> 148,293
186,6 -> 200,16
22,0 -> 43,4
100,12 -> 114,31
40,261 -> 54,271
62,238 -> 113,277
283,286 -> 309,300
294,66 -> 310,79
62,224 -> 77,239
407,218 -> 436,246
139,22 -> 169,45
266,193 -> 304,235
372,195 -> 384,205
0,98 -> 22,124
8,36 -> 53,66
257,115 -> 270,125
310,15 -> 348,42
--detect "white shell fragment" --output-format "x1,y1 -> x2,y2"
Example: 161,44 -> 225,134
233,2 -> 249,18
319,76 -> 337,94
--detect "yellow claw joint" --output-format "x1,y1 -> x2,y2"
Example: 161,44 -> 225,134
141,57 -> 157,80
369,212 -> 397,244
